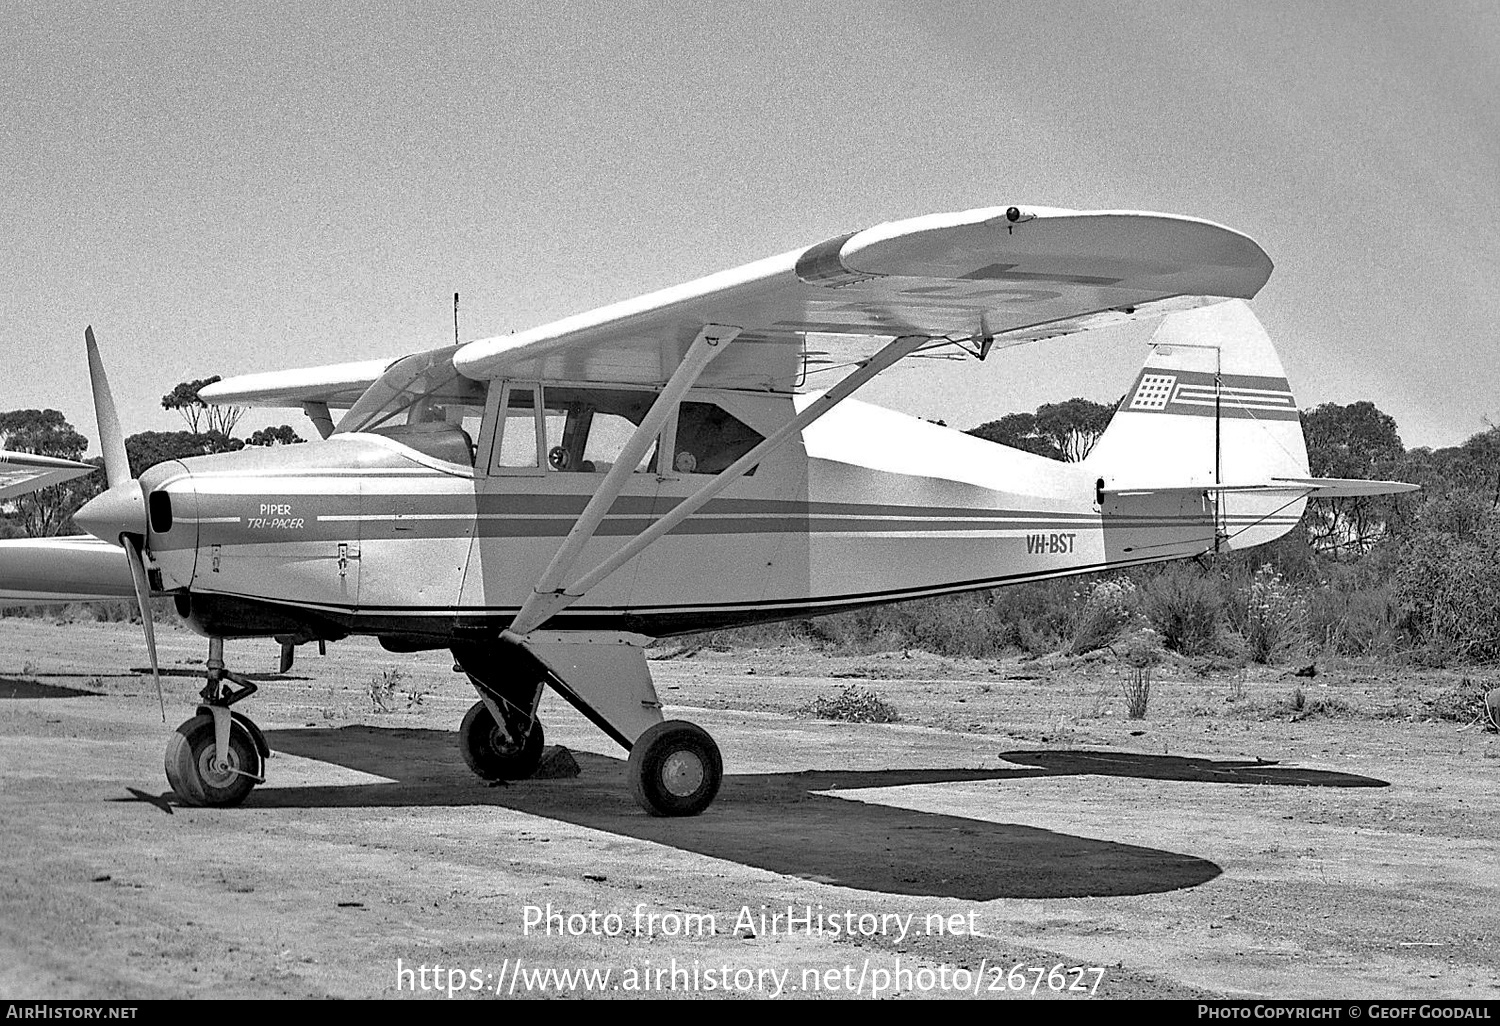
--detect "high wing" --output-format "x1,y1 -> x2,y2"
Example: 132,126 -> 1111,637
452,205 -> 1274,388
0,450 -> 95,501
196,206 -> 1272,406
198,357 -> 398,411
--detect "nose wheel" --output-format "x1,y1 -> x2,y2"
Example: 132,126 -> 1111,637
628,720 -> 722,817
164,713 -> 262,807
162,637 -> 268,807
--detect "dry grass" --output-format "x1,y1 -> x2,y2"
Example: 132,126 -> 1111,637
800,684 -> 900,724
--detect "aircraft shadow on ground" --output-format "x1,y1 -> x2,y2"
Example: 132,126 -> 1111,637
996,750 -> 1390,788
112,725 -> 1264,901
0,675 -> 105,699
117,728 -> 1396,900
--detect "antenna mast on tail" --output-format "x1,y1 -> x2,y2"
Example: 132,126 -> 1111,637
1214,343 -> 1224,552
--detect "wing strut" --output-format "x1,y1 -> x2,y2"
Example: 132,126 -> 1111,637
510,324 -> 741,634
302,401 -> 335,439
507,331 -> 934,635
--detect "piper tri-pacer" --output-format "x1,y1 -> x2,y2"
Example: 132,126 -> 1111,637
0,205 -> 1414,816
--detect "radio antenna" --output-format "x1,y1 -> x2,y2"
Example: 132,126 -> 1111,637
453,292 -> 460,346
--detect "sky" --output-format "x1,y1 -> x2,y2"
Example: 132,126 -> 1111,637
3,1 -> 1497,452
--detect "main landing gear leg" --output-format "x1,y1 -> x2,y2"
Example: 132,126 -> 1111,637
163,637 -> 269,807
452,643 -> 547,782
505,631 -> 723,817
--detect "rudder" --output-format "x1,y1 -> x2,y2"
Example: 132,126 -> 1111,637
1086,300 -> 1310,550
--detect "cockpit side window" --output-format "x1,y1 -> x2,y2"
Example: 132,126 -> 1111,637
532,385 -> 660,474
492,386 -> 540,469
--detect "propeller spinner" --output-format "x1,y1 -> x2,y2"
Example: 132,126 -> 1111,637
73,326 -> 165,720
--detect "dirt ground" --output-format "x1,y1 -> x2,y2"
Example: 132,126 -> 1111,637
1,617 -> 1497,1001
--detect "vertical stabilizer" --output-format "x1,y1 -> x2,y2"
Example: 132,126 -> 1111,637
1086,300 -> 1310,551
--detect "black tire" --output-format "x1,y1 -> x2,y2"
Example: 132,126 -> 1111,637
460,700 -> 544,780
627,720 -> 722,817
163,714 -> 259,808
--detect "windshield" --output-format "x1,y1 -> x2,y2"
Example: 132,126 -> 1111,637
336,346 -> 485,437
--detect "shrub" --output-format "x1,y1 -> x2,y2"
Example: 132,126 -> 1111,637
1394,496 -> 1500,661
802,684 -> 900,723
1118,627 -> 1162,718
367,668 -> 405,713
1427,677 -> 1491,722
1236,565 -> 1307,664
1069,577 -> 1138,655
1281,687 -> 1353,718
1141,564 -> 1225,655
1306,580 -> 1401,657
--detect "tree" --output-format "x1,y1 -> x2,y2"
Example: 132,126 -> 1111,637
125,430 -> 244,477
967,397 -> 1115,462
247,424 -> 304,446
1409,426 -> 1500,507
161,377 -> 245,437
1301,401 -> 1407,556
967,412 -> 1061,458
0,408 -> 88,461
1033,398 -> 1115,462
0,409 -> 102,537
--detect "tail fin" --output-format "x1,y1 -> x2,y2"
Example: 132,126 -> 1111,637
1085,300 -> 1310,551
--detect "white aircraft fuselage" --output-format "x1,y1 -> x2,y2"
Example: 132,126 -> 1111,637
133,391 -> 1284,648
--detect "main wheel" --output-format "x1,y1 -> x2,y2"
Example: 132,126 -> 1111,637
164,714 -> 259,807
628,720 -> 722,817
460,700 -> 545,780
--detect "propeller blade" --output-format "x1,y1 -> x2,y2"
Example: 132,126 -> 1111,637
123,535 -> 165,723
84,326 -> 131,489
84,328 -> 161,719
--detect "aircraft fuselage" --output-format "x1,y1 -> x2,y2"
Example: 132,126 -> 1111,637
139,391 -> 1252,646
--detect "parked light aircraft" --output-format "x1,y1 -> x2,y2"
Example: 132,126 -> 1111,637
0,205 -> 1414,816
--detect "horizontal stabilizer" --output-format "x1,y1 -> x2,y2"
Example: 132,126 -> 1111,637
1102,477 -> 1419,499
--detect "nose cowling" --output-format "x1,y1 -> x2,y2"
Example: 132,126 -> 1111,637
75,480 -> 147,544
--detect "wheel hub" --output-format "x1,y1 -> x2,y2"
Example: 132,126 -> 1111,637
488,724 -> 523,757
660,750 -> 705,797
196,744 -> 240,788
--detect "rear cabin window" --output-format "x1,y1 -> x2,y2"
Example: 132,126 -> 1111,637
673,401 -> 763,475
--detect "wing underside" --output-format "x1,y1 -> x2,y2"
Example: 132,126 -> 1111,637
0,450 -> 96,501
